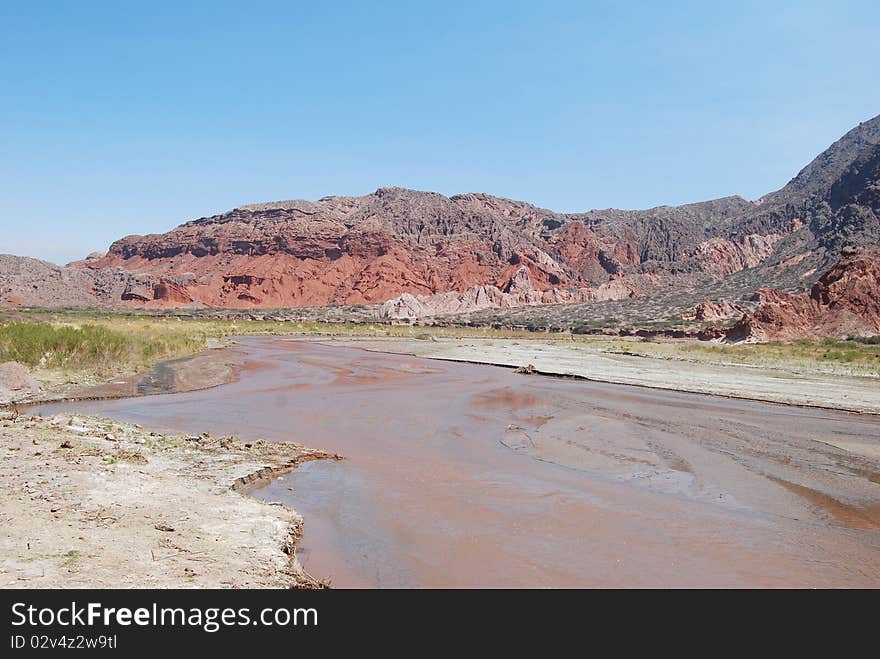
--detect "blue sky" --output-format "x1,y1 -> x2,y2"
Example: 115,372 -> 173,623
1,1 -> 878,264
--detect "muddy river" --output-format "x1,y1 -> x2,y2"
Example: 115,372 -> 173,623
35,338 -> 880,587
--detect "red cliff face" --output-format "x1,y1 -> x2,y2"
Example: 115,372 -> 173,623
726,249 -> 880,342
78,189 -> 593,308
550,221 -> 640,282
75,187 -> 786,309
6,114 -> 879,325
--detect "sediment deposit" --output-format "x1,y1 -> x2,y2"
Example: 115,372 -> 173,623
0,410 -> 335,588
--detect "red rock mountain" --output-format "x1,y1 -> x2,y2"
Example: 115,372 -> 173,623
68,113 -> 877,309
84,187 -> 700,308
83,190 -> 584,307
726,248 -> 880,342
2,113 -> 878,330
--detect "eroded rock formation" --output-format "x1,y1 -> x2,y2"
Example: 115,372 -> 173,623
681,299 -> 747,322
380,267 -> 642,321
726,248 -> 880,342
2,113 -> 879,342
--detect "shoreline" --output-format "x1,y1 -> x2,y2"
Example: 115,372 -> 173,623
4,334 -> 879,588
383,352 -> 880,417
0,409 -> 340,588
1,343 -> 246,410
10,333 -> 879,416
147,337 -> 880,587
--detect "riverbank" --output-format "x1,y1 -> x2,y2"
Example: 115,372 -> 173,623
1,342 -> 243,407
0,410 -> 337,588
4,329 -> 880,587
315,336 -> 880,414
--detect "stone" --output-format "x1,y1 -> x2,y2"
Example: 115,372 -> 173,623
727,248 -> 880,342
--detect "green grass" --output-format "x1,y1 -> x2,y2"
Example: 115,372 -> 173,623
9,309 -> 554,342
680,338 -> 880,369
61,550 -> 81,568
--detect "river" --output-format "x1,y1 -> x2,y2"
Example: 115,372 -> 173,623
34,337 -> 880,587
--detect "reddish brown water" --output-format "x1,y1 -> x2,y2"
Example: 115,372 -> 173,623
35,338 -> 880,587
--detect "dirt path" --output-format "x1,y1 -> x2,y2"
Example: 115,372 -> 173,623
318,337 -> 880,414
0,410 -> 337,588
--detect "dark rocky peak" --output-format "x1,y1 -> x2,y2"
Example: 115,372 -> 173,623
765,113 -> 880,206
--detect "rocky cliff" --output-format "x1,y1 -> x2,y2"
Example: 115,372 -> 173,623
726,247 -> 880,342
0,254 -> 198,308
84,186 -> 806,309
70,115 -> 876,310
2,114 -> 879,340
379,266 -> 648,321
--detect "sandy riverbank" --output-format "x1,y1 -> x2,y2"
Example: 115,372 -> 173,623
1,342 -> 245,408
0,409 -> 337,588
315,336 -> 880,414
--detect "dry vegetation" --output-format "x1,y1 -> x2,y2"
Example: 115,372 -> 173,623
2,308 -> 878,385
569,336 -> 880,377
0,320 -> 203,376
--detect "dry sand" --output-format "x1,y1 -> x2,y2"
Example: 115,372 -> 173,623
0,410 -> 336,588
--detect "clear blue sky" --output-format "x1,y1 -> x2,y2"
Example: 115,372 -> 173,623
1,1 -> 878,264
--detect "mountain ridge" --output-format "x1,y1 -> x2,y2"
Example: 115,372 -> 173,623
2,113 -> 878,329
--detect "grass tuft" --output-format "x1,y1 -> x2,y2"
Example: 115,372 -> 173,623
0,321 -> 204,376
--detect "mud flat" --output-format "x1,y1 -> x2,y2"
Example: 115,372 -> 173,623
0,410 -> 333,588
320,337 -> 880,414
35,338 -> 880,588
